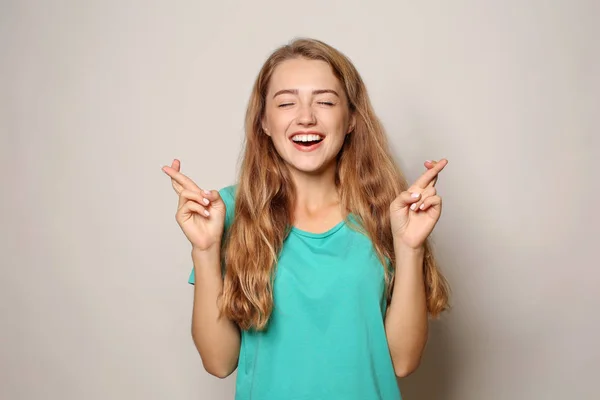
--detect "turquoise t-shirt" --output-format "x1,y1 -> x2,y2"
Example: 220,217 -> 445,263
189,185 -> 401,400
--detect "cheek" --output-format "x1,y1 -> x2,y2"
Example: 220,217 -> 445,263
323,111 -> 350,133
265,114 -> 289,135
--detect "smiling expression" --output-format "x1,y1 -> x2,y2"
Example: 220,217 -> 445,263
262,58 -> 355,175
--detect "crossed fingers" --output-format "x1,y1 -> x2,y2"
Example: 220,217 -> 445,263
408,159 -> 447,211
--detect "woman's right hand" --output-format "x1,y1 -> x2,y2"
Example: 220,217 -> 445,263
162,159 -> 226,252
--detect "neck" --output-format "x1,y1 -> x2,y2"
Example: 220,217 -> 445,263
290,164 -> 339,213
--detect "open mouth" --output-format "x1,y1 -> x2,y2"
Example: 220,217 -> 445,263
291,134 -> 324,147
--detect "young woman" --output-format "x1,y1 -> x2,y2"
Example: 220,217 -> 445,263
162,38 -> 450,400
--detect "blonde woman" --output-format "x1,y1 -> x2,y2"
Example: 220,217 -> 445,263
162,38 -> 450,400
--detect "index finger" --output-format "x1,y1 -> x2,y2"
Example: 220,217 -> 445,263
414,158 -> 448,189
162,165 -> 201,192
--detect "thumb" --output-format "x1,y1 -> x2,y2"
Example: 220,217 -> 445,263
392,190 -> 422,210
202,189 -> 226,211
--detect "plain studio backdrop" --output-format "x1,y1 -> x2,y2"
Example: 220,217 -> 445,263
1,1 -> 598,399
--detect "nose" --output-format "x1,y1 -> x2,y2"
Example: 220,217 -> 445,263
296,103 -> 316,126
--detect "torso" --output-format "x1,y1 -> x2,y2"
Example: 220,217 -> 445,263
235,219 -> 401,400
189,185 -> 402,400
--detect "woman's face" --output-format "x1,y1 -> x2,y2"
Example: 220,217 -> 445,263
262,58 -> 355,176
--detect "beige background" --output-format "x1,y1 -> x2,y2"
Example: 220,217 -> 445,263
2,0 -> 598,399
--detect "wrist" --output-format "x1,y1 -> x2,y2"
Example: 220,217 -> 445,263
394,243 -> 426,261
191,243 -> 221,261
393,239 -> 425,253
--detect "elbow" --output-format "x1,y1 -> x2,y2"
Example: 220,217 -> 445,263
394,362 -> 419,378
192,332 -> 238,379
393,357 -> 422,378
389,334 -> 428,378
193,340 -> 237,379
203,360 -> 236,379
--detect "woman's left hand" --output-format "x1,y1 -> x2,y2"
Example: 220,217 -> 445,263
390,159 -> 448,249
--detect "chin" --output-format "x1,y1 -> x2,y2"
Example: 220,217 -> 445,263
287,159 -> 332,175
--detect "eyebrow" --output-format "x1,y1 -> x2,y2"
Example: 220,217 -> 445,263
272,89 -> 340,99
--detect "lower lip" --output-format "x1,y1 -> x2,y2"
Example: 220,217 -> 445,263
291,140 -> 324,152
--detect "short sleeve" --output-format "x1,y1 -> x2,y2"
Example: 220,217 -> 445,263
187,185 -> 237,285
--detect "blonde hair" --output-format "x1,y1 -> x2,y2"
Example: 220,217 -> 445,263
219,38 -> 450,330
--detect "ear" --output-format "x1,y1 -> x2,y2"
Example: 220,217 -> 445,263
261,117 -> 271,137
346,113 -> 356,134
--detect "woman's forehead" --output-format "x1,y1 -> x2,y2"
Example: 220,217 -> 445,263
268,58 -> 342,94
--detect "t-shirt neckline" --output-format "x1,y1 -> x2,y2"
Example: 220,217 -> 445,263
290,219 -> 346,239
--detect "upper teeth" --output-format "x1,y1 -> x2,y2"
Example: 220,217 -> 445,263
292,134 -> 323,142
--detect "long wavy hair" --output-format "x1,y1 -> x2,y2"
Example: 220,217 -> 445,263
219,38 -> 450,330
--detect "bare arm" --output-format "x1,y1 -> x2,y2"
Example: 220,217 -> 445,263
384,245 -> 428,377
161,160 -> 241,378
191,247 -> 241,378
385,159 -> 448,376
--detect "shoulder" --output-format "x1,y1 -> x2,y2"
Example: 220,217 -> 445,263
218,184 -> 238,229
218,184 -> 237,205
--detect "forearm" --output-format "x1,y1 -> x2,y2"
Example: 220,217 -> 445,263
384,244 -> 428,377
191,247 -> 240,378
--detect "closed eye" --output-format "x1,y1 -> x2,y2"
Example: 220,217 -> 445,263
278,101 -> 334,108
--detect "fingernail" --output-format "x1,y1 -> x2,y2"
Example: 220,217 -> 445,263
202,198 -> 209,205
204,210 -> 210,216
419,203 -> 425,210
411,192 -> 420,198
410,203 -> 417,210
203,189 -> 211,195
426,160 -> 432,163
